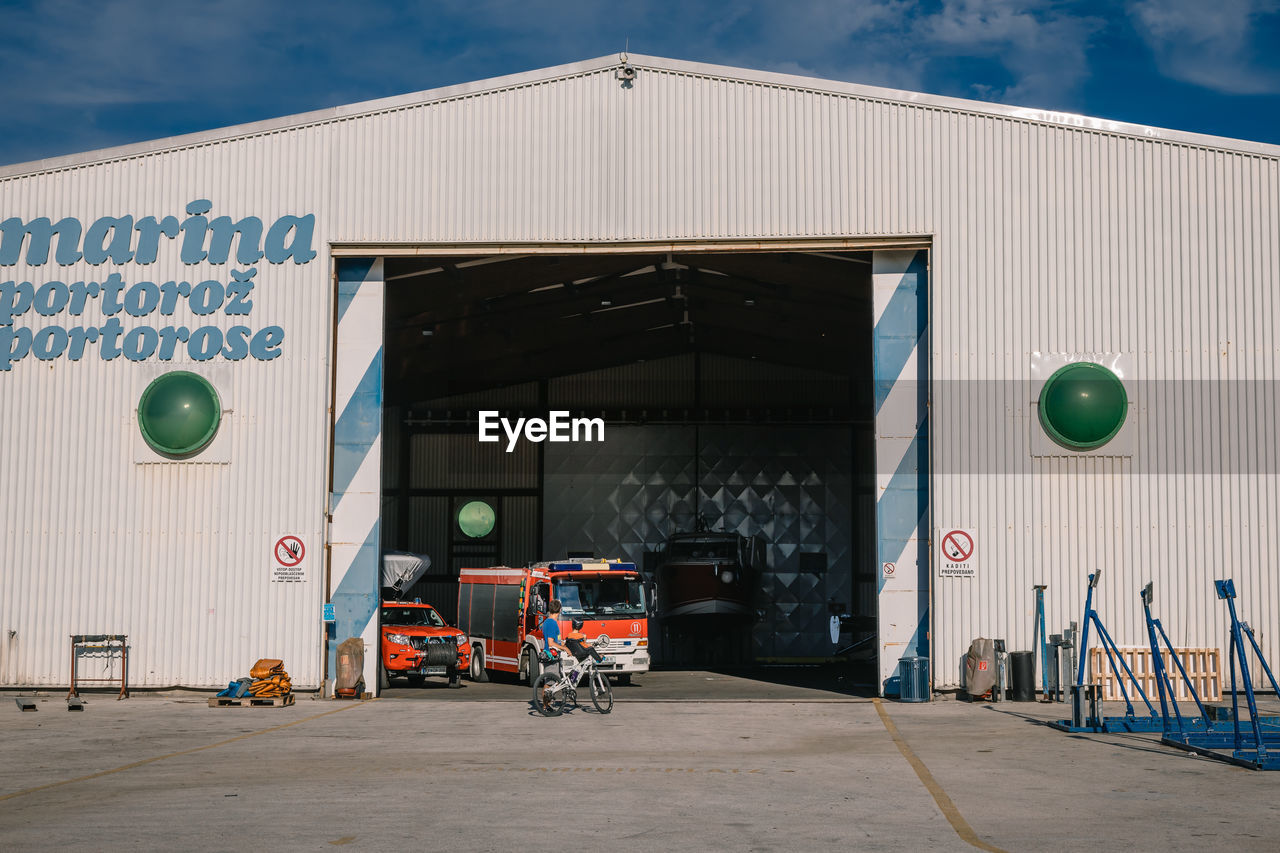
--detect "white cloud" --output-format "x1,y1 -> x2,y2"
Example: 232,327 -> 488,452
1128,0 -> 1280,94
712,1 -> 1105,109
916,1 -> 1105,105
20,1 -> 1270,164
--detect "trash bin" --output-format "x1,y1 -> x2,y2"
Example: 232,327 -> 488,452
1008,650 -> 1035,701
898,656 -> 930,702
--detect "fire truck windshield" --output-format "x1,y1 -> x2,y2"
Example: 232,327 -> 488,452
554,577 -> 646,619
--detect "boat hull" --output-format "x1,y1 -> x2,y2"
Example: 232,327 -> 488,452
656,561 -> 752,620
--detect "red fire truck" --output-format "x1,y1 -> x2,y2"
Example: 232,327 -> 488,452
457,559 -> 650,685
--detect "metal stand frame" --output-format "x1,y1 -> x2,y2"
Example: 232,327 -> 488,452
992,639 -> 1006,703
1140,582 -> 1210,733
1058,622 -> 1078,704
1034,584 -> 1050,702
1160,580 -> 1280,770
1050,571 -> 1162,733
68,634 -> 129,700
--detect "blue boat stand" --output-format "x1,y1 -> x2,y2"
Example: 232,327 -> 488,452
1159,579 -> 1280,770
1034,584 -> 1050,702
1050,570 -> 1164,733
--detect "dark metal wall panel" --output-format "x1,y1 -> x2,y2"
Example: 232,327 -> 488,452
543,426 -> 697,563
543,424 -> 858,661
699,354 -> 851,408
382,406 -> 402,491
502,496 -> 540,568
381,496 -> 399,553
422,381 -> 541,411
855,494 -> 877,619
697,427 -> 853,659
406,496 -> 451,571
410,432 -> 538,489
413,580 -> 460,624
548,354 -> 696,409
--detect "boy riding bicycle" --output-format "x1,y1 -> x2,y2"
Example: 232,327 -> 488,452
563,619 -> 604,663
538,601 -> 603,668
532,615 -> 614,716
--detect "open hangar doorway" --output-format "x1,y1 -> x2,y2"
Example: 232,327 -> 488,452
374,248 -> 888,690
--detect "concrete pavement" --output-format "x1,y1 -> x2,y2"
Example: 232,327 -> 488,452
2,678 -> 1277,852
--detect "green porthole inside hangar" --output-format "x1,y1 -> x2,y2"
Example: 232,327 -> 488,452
1038,362 -> 1127,450
137,371 -> 222,457
456,500 -> 496,539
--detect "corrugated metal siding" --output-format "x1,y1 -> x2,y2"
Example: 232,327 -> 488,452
405,496 -> 450,562
502,496 -> 540,569
547,354 -> 696,409
408,433 -> 537,490
3,56 -> 1278,687
700,353 -> 851,408
928,125 -> 1280,687
409,580 -> 461,624
380,496 -> 399,553
420,382 -> 541,412
0,132 -> 335,686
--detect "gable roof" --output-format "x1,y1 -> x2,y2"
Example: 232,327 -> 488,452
3,53 -> 1277,180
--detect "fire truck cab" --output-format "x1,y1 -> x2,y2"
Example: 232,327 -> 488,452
457,559 -> 651,685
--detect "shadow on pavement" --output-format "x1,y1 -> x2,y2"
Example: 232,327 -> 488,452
677,663 -> 877,698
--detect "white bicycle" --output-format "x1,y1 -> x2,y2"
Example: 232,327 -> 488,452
532,643 -> 614,716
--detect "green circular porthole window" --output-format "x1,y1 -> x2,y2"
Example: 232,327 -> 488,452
457,500 -> 496,538
137,371 -> 222,457
1038,362 -> 1128,450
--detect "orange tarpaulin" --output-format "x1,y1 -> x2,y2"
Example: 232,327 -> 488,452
249,658 -> 285,680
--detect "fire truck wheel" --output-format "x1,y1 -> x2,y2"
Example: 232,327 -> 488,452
524,648 -> 541,685
469,646 -> 489,682
447,667 -> 462,688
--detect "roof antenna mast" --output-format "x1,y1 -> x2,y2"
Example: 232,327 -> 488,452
617,39 -> 635,85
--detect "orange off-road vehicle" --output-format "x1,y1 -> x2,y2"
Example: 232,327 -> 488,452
380,600 -> 470,688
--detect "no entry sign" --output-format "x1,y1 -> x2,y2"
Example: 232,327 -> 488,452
272,534 -> 307,583
939,528 -> 977,578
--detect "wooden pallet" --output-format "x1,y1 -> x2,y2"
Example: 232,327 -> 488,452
207,693 -> 295,708
1089,647 -> 1221,703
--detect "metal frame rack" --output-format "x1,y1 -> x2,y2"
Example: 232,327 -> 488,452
68,634 -> 129,700
1137,582 -> 1210,733
1159,580 -> 1280,771
1050,571 -> 1164,733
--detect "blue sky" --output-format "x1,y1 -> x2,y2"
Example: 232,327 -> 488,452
2,0 -> 1279,167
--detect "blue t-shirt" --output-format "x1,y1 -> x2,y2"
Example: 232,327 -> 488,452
540,617 -> 561,653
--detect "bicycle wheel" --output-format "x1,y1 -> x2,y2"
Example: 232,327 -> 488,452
533,672 -> 568,717
589,668 -> 613,713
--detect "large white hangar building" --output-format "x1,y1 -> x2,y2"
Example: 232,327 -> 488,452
1,54 -> 1277,696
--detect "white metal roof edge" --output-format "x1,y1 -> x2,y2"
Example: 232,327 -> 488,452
0,55 -> 623,179
2,52 -> 1277,181
628,54 -> 1280,159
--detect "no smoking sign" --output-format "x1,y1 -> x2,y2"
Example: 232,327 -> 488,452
938,528 -> 977,578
